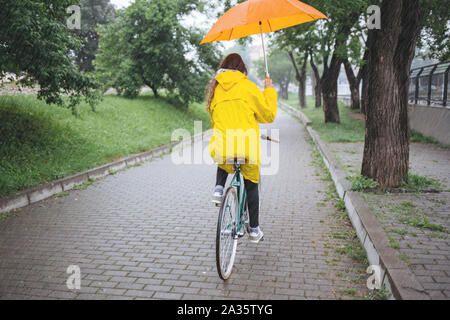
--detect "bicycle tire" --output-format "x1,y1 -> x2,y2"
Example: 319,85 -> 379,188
216,186 -> 239,280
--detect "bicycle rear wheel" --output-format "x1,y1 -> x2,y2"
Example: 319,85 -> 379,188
216,187 -> 239,280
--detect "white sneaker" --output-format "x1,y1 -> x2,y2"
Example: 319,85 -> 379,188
249,228 -> 264,244
211,186 -> 224,204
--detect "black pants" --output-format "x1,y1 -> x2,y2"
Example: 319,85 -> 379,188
216,167 -> 259,228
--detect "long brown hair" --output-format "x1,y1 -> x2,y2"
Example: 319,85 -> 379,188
206,53 -> 248,110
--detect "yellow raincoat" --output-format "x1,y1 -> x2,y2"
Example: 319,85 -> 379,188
208,70 -> 277,183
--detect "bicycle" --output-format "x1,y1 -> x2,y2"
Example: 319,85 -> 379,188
215,135 -> 278,280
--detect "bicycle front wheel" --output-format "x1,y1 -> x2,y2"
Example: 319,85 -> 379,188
216,187 -> 239,280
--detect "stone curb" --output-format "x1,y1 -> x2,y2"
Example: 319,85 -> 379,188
279,101 -> 430,300
0,129 -> 212,214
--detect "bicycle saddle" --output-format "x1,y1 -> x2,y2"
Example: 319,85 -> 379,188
226,157 -> 246,164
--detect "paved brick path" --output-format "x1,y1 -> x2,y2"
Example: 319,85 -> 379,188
0,109 -> 368,300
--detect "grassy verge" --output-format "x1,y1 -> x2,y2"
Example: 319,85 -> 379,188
281,96 -> 365,143
282,95 -> 449,148
0,94 -> 210,197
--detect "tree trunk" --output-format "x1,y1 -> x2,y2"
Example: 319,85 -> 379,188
288,50 -> 306,109
320,11 -> 360,123
360,66 -> 368,115
280,83 -> 288,100
361,0 -> 422,187
150,86 -> 158,98
343,59 -> 361,110
144,79 -> 158,98
321,54 -> 342,123
299,54 -> 307,108
360,32 -> 373,115
310,54 -> 322,108
311,67 -> 317,102
285,69 -> 291,100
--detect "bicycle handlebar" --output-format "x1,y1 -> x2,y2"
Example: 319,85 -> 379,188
261,135 -> 279,143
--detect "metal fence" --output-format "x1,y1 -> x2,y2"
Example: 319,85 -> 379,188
409,61 -> 450,107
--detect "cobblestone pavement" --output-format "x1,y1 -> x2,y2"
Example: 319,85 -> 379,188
0,109 -> 369,300
365,193 -> 450,299
328,142 -> 450,300
329,142 -> 450,190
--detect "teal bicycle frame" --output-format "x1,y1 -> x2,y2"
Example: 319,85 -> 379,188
228,162 -> 247,235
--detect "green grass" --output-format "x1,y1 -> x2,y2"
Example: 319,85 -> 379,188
282,95 -> 450,148
366,285 -> 391,300
347,175 -> 380,191
282,96 -> 365,143
402,174 -> 442,192
385,201 -> 447,233
411,130 -> 450,149
0,94 -> 210,197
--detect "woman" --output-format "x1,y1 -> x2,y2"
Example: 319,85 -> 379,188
206,53 -> 277,243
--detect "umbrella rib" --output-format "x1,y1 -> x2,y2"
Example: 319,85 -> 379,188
229,27 -> 234,40
210,32 -> 223,42
267,19 -> 273,32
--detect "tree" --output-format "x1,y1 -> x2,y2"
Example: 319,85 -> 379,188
287,51 -> 308,108
309,49 -> 322,108
0,0 -> 99,113
341,18 -> 367,111
275,22 -> 315,109
75,0 -> 116,72
343,59 -> 362,110
361,0 -> 422,187
417,0 -> 450,62
256,51 -> 293,100
95,0 -> 220,105
312,0 -> 367,123
94,13 -> 142,98
360,30 -> 374,115
276,0 -> 369,122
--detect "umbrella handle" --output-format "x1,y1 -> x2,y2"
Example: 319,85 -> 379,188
259,21 -> 269,79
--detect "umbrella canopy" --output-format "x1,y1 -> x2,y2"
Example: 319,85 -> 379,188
200,0 -> 327,44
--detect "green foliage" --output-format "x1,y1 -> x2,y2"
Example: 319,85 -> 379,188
418,0 -> 450,61
385,201 -> 447,233
283,96 -> 366,142
334,198 -> 346,212
402,174 -> 442,193
255,51 -> 294,98
366,285 -> 391,300
0,0 -> 100,113
411,130 -> 450,149
275,0 -> 370,65
94,0 -> 220,105
74,0 -> 116,71
0,94 -> 210,197
348,175 -> 379,191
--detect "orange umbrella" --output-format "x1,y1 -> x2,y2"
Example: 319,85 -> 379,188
200,0 -> 327,78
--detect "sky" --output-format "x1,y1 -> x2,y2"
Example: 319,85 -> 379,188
109,0 -> 235,51
110,0 -> 132,8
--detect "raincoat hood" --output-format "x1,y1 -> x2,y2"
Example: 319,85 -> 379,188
215,70 -> 247,91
